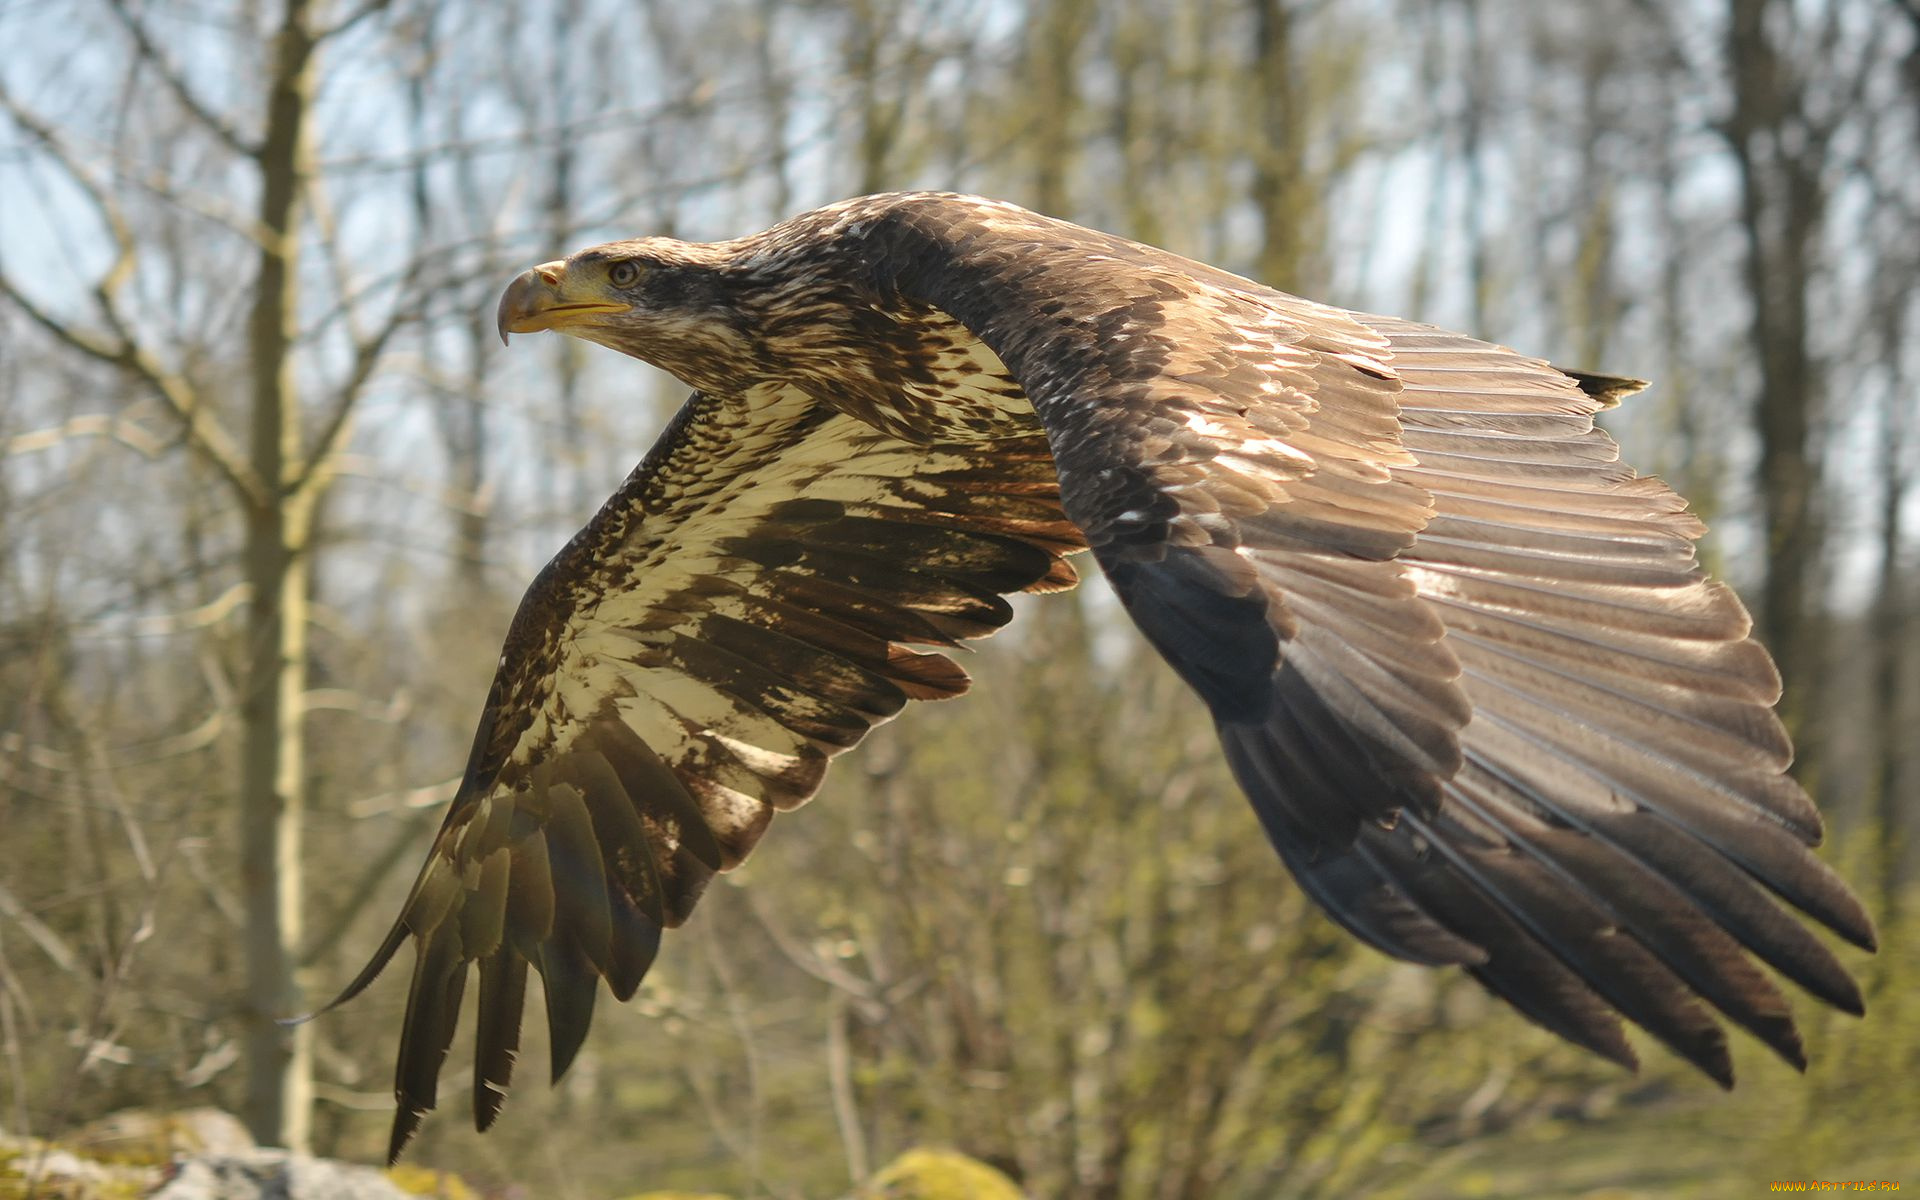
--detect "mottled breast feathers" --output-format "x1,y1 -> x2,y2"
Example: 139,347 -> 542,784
341,191 -> 1872,1162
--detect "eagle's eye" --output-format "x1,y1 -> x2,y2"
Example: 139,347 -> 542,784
608,260 -> 641,288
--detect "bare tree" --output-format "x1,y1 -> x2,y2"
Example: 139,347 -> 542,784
0,0 -> 423,1149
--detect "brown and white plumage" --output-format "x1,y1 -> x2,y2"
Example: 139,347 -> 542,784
335,192 -> 1873,1160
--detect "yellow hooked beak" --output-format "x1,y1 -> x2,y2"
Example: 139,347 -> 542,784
496,261 -> 632,344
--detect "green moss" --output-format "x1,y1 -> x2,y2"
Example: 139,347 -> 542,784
386,1164 -> 483,1198
0,1135 -> 156,1200
857,1149 -> 1025,1200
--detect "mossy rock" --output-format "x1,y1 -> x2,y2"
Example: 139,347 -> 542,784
386,1164 -> 483,1199
69,1108 -> 255,1168
856,1149 -> 1025,1200
1,1114 -> 482,1200
0,1133 -> 157,1200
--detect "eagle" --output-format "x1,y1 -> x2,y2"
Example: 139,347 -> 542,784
333,192 -> 1874,1162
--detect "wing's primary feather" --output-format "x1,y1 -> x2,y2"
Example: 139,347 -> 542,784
331,381 -> 1082,1160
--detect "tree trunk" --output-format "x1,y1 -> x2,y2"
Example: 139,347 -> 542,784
1871,444 -> 1907,926
239,0 -> 318,1151
847,0 -> 893,197
1722,0 -> 1826,732
1871,307 -> 1912,924
1250,0 -> 1316,292
1023,0 -> 1094,215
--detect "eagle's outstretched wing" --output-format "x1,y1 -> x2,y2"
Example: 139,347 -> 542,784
874,194 -> 1873,1080
330,382 -> 1081,1160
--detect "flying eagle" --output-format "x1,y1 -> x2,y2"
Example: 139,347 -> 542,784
335,192 -> 1873,1161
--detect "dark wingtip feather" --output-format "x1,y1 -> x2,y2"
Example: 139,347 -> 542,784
1574,811 -> 1867,1020
1412,811 -> 1741,1087
1730,836 -> 1879,955
473,951 -> 528,1133
1466,960 -> 1640,1073
385,917 -> 472,1165
1746,1011 -> 1807,1073
606,889 -> 663,1002
387,1106 -> 424,1167
1699,1038 -> 1736,1089
537,938 -> 600,1085
1507,824 -> 1818,1074
1287,837 -> 1490,967
543,783 -> 614,973
1394,861 -> 1643,1071
1799,866 -> 1878,953
1850,910 -> 1881,955
1635,984 -> 1734,1088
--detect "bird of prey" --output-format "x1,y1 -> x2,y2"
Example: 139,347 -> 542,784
334,192 -> 1874,1161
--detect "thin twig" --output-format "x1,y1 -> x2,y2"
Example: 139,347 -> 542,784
826,991 -> 870,1184
101,0 -> 256,155
0,883 -> 83,975
0,82 -> 265,505
316,0 -> 393,41
5,413 -> 168,459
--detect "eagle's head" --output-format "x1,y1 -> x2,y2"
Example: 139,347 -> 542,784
498,206 -> 1029,444
496,236 -> 775,393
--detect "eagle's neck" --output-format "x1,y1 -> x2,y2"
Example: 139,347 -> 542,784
725,221 -> 1037,444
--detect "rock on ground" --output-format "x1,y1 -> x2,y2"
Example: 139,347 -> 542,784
150,1150 -> 418,1200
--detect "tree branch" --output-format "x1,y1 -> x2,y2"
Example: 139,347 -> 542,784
102,0 -> 257,156
294,313 -> 410,496
0,86 -> 268,507
4,413 -> 166,460
293,178 -> 423,494
0,272 -> 263,506
0,882 -> 83,976
316,0 -> 394,41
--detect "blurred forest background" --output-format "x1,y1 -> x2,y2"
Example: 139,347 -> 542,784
2,0 -> 1917,1196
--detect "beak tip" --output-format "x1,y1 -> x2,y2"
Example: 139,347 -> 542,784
496,266 -> 544,347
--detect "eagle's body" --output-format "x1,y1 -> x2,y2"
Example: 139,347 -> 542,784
337,193 -> 1873,1160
